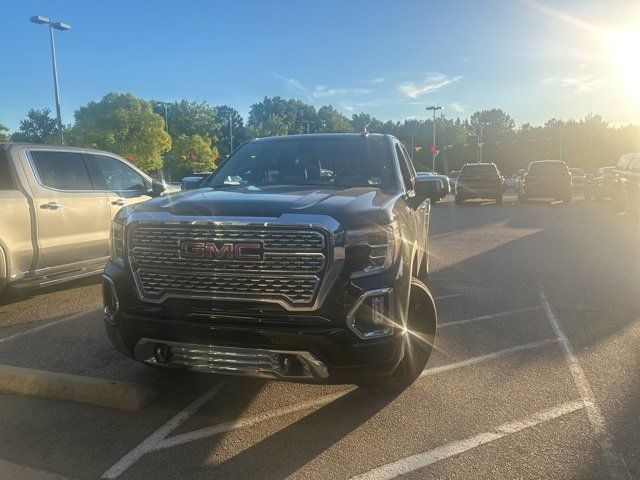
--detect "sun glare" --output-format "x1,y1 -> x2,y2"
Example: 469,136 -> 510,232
605,28 -> 640,104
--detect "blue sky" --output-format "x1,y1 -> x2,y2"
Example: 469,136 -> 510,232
3,0 -> 640,131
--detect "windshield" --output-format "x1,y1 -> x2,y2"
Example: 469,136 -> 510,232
461,164 -> 497,175
205,137 -> 393,189
528,162 -> 569,175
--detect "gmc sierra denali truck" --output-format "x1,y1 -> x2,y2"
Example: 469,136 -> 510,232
0,143 -> 167,294
104,133 -> 439,392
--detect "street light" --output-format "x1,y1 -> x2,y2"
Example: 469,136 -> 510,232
477,122 -> 487,163
155,101 -> 169,133
30,15 -> 70,144
426,106 -> 442,172
218,110 -> 234,152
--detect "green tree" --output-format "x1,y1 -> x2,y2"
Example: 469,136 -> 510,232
248,97 -> 317,135
0,124 -> 10,142
246,114 -> 290,138
350,113 -> 384,133
317,106 -> 353,133
152,100 -> 221,140
69,93 -> 171,172
166,134 -> 218,178
12,108 -> 57,143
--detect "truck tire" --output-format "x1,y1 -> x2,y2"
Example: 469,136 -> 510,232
357,279 -> 436,394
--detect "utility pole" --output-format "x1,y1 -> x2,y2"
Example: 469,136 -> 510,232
409,134 -> 416,162
477,123 -> 484,163
30,15 -> 70,144
219,110 -> 235,153
426,106 -> 442,172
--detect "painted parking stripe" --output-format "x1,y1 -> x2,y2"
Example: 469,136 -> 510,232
154,341 -> 557,452
349,400 -> 586,480
438,306 -> 541,328
539,288 -> 631,479
434,293 -> 464,300
0,310 -> 98,344
154,389 -> 352,451
102,340 -> 558,477
101,383 -> 224,480
421,338 -> 557,376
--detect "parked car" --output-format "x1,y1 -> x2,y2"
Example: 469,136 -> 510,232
569,168 -> 587,193
594,166 -> 617,200
0,143 -> 166,293
103,133 -> 439,392
180,172 -> 212,190
517,160 -> 572,203
614,153 -> 640,214
416,171 -> 450,204
455,162 -> 504,204
503,174 -> 518,191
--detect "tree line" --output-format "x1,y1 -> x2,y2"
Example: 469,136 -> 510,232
3,92 -> 639,179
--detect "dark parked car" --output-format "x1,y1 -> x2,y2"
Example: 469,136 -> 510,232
180,172 -> 212,190
103,133 -> 439,393
614,153 -> 640,214
517,160 -> 572,203
569,168 -> 587,192
594,166 -> 616,200
455,162 -> 504,204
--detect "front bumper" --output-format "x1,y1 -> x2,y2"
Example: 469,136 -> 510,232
103,260 -> 408,384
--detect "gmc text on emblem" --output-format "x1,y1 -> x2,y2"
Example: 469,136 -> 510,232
180,240 -> 264,261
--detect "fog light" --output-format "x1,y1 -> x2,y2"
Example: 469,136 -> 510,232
102,276 -> 119,324
348,288 -> 393,339
153,344 -> 172,364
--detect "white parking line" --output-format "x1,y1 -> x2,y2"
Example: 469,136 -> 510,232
434,293 -> 464,300
421,338 -> 557,376
101,382 -> 224,480
349,400 -> 586,480
0,310 -> 97,344
154,389 -> 351,451
438,306 -> 541,328
539,288 -> 630,479
102,339 -> 556,477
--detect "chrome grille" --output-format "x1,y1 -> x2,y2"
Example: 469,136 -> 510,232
127,223 -> 330,308
132,248 -> 325,273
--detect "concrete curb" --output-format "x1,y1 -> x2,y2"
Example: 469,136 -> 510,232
0,364 -> 157,411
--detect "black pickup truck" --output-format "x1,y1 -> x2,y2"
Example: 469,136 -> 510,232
103,133 -> 439,392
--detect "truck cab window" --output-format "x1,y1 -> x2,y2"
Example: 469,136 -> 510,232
90,155 -> 149,191
0,149 -> 15,190
30,151 -> 94,191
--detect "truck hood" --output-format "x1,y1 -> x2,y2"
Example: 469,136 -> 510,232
132,185 -> 395,229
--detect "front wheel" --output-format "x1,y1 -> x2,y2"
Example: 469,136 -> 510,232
357,280 -> 436,394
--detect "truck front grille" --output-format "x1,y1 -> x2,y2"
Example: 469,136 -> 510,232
127,223 -> 330,308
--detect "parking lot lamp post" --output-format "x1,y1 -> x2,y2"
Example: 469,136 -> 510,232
426,106 -> 442,171
30,15 -> 70,145
477,123 -> 485,163
219,110 -> 234,153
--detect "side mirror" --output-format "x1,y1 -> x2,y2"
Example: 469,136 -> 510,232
149,180 -> 166,197
414,176 -> 442,200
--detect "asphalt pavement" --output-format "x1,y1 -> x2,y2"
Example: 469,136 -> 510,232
0,193 -> 638,480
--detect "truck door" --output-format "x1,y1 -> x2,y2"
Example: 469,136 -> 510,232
84,153 -> 153,218
26,149 -> 111,268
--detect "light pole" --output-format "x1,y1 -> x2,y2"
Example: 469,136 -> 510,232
426,106 -> 442,172
30,15 -> 70,144
477,122 -> 485,163
219,110 -> 234,152
155,101 -> 169,133
409,134 -> 416,162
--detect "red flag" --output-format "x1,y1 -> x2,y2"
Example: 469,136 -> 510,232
429,145 -> 437,153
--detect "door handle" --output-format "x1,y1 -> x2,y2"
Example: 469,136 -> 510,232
111,199 -> 126,206
40,202 -> 63,210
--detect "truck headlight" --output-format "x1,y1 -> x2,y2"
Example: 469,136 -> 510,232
110,220 -> 125,264
346,222 -> 400,278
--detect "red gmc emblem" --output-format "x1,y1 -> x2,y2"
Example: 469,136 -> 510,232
180,240 -> 264,261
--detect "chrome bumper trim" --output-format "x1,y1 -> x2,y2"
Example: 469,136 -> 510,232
134,338 -> 329,380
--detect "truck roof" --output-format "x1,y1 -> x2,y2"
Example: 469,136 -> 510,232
249,133 -> 391,143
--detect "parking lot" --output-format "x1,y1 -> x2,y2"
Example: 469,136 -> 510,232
0,193 -> 638,480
